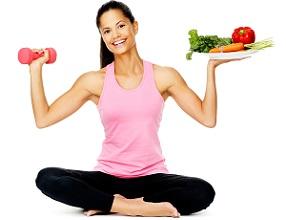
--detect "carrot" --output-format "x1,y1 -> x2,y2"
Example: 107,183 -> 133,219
209,43 -> 244,53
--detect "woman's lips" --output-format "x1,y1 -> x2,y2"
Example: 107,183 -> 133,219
112,39 -> 126,47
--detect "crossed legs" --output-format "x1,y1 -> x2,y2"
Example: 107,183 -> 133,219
35,167 -> 215,217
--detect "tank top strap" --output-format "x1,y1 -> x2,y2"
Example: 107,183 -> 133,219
106,62 -> 115,85
142,60 -> 164,102
142,60 -> 156,90
97,62 -> 115,108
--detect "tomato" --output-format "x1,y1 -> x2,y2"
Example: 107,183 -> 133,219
232,27 -> 255,44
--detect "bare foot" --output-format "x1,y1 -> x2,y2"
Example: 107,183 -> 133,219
83,210 -> 100,216
113,194 -> 127,199
112,196 -> 180,217
83,194 -> 126,216
131,197 -> 180,217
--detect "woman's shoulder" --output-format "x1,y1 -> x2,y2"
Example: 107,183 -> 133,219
148,63 -> 182,93
152,63 -> 181,83
78,67 -> 107,83
81,67 -> 106,79
150,59 -> 179,74
75,67 -> 107,96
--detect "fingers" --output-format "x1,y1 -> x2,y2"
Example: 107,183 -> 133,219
208,56 -> 250,68
29,48 -> 50,65
42,49 -> 50,60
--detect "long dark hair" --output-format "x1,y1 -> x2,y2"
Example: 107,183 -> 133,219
96,1 -> 135,68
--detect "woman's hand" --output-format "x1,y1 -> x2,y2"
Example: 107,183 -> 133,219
208,57 -> 248,69
29,48 -> 50,70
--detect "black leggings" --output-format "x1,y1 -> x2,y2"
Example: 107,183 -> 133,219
35,167 -> 215,215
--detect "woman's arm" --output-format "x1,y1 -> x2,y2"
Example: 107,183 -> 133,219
166,59 -> 239,128
29,49 -> 98,128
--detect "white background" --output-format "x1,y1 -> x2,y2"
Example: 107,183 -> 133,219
0,0 -> 285,219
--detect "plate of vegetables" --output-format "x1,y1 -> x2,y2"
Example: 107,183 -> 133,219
186,27 -> 273,60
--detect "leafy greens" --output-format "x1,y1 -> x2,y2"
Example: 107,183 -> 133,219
186,29 -> 232,60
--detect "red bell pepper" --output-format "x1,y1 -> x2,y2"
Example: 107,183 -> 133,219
232,27 -> 255,44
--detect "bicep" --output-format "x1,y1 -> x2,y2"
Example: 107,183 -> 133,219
43,74 -> 93,127
167,69 -> 204,122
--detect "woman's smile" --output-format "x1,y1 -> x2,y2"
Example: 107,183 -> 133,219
112,38 -> 127,48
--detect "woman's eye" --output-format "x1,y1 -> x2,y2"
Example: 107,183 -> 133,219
119,24 -> 125,29
103,30 -> 110,34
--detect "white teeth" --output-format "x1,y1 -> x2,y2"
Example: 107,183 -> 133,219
113,40 -> 125,46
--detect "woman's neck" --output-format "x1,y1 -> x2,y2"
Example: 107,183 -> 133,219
114,46 -> 143,76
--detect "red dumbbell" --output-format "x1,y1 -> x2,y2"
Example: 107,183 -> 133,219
18,48 -> 57,64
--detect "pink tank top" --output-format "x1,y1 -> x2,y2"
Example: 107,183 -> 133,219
93,60 -> 169,178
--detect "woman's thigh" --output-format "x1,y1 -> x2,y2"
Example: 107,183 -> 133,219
35,167 -> 116,193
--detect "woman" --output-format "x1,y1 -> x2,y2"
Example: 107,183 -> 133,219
32,0 -> 241,218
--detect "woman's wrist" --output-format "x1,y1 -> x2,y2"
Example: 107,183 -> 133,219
207,61 -> 216,76
29,64 -> 43,74
207,60 -> 218,70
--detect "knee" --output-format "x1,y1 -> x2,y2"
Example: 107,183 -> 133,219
35,167 -> 60,191
185,178 -> 216,214
205,182 -> 216,207
199,179 -> 216,209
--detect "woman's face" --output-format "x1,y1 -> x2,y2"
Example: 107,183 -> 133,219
99,9 -> 138,55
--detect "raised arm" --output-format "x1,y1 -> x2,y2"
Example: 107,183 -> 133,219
165,59 -> 240,128
29,49 -> 98,128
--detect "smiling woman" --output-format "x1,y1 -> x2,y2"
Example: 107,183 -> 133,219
29,0 -> 245,218
99,9 -> 138,65
96,1 -> 137,68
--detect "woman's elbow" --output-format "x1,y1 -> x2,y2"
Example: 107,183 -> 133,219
35,119 -> 49,129
36,122 -> 46,129
202,118 -> 217,128
204,121 -> 216,128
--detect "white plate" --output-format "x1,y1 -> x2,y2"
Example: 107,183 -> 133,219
207,50 -> 258,59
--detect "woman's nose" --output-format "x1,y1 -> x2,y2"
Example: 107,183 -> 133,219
112,29 -> 120,39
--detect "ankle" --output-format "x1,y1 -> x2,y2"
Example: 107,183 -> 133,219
110,196 -> 129,213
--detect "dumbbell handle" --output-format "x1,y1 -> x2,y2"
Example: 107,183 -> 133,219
18,48 -> 57,64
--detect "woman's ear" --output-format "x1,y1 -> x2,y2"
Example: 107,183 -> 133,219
133,21 -> 138,35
